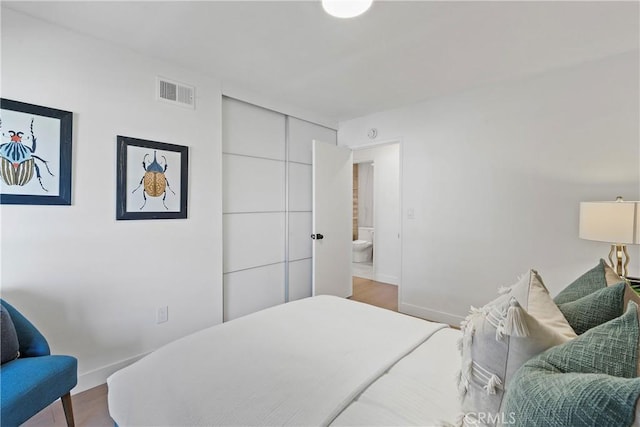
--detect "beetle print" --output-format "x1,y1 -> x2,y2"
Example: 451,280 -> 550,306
0,118 -> 54,191
131,150 -> 175,210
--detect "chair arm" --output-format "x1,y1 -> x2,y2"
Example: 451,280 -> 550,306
0,300 -> 50,357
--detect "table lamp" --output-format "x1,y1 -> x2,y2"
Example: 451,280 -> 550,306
579,196 -> 640,277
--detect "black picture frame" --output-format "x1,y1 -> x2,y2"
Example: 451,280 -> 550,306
116,135 -> 188,220
0,99 -> 73,205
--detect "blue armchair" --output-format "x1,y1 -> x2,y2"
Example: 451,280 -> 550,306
0,299 -> 78,427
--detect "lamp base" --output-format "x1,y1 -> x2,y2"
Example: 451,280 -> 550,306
608,244 -> 629,277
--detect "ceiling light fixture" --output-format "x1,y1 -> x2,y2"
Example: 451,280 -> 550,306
322,0 -> 373,18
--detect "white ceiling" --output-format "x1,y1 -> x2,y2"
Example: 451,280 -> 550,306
4,1 -> 639,123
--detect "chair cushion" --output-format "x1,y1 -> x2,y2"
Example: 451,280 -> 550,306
1,355 -> 78,426
1,305 -> 20,364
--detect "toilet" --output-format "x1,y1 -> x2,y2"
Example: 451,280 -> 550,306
352,227 -> 373,263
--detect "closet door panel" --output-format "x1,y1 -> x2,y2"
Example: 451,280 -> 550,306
223,212 -> 285,273
224,263 -> 285,321
223,154 -> 285,213
288,163 -> 312,212
288,259 -> 312,301
222,97 -> 285,160
288,117 -> 337,164
289,212 -> 312,261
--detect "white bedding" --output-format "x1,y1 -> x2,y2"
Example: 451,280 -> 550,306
331,327 -> 462,426
108,296 -> 452,426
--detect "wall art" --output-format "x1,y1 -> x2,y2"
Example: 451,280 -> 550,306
0,99 -> 73,205
116,136 -> 188,220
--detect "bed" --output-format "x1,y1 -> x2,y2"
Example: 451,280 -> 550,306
108,262 -> 640,426
107,295 -> 461,426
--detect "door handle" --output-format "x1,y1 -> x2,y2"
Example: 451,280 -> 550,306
311,233 -> 324,240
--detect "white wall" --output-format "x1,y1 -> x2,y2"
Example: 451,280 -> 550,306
353,144 -> 401,285
339,52 -> 640,324
357,162 -> 374,227
1,8 -> 223,391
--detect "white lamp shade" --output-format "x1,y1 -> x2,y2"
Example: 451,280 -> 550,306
322,0 -> 373,18
579,201 -> 640,244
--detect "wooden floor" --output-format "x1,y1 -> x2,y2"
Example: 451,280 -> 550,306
23,384 -> 113,427
350,276 -> 398,312
23,278 -> 397,427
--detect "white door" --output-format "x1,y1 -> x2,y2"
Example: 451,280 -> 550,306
312,141 -> 353,297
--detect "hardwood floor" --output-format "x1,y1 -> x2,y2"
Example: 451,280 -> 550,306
23,384 -> 113,427
22,278 -> 397,427
350,276 -> 398,311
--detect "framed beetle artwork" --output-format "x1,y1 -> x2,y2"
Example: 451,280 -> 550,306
116,136 -> 188,220
0,99 -> 73,205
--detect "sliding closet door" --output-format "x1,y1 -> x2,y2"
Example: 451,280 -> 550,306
223,98 -> 338,319
222,98 -> 286,321
287,118 -> 337,301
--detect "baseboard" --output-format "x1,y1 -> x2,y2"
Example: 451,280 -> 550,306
399,302 -> 464,327
73,352 -> 149,394
374,273 -> 399,285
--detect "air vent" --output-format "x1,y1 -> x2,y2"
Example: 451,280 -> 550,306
156,77 -> 195,109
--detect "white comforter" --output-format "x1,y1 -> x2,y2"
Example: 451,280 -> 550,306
108,296 -> 448,426
332,327 -> 462,426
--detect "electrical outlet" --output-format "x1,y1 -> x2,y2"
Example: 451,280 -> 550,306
156,306 -> 169,324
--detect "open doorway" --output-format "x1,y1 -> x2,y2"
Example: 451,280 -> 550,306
350,143 -> 401,287
352,161 -> 375,279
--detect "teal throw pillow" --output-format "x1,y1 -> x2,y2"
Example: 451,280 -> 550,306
553,259 -> 618,305
503,302 -> 640,427
557,282 -> 625,335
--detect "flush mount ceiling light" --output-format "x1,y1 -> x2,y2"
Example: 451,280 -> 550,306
322,0 -> 373,18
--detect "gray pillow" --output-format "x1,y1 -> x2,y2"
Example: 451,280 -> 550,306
1,305 -> 20,364
457,270 -> 576,426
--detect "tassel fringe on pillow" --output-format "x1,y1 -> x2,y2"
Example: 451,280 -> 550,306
502,299 -> 529,337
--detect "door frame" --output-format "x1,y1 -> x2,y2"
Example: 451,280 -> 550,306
349,138 -> 403,296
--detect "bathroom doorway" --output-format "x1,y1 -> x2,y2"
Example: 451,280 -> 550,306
351,142 -> 401,286
352,161 -> 375,280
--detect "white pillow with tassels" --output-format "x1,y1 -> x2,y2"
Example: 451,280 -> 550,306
456,270 -> 576,426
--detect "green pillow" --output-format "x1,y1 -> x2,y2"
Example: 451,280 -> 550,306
503,302 -> 640,427
553,259 -> 613,305
557,282 -> 625,335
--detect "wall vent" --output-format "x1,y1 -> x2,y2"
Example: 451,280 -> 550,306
156,77 -> 195,109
